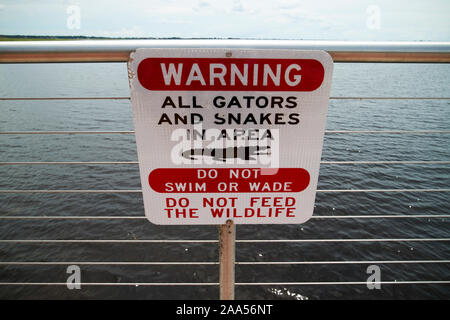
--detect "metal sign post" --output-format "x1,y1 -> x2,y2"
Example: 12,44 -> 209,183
219,220 -> 235,300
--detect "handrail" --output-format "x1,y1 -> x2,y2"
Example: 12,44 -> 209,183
0,40 -> 450,63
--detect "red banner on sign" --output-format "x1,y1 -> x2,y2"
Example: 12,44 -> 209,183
137,58 -> 324,91
149,168 -> 310,193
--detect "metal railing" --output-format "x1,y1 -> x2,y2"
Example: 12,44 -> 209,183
0,40 -> 449,63
0,40 -> 449,299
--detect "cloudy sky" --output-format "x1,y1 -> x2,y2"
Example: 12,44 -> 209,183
0,0 -> 449,40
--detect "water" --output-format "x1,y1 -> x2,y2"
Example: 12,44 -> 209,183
0,62 -> 449,299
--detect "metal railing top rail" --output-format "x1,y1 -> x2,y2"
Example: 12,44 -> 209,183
0,40 -> 450,63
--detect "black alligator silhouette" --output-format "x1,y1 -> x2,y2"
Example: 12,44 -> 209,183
182,146 -> 271,162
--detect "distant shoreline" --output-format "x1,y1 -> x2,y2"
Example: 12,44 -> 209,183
0,35 -> 440,42
0,35 -> 111,41
0,35 -> 238,41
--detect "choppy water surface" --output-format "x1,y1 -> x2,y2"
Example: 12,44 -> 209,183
0,62 -> 449,299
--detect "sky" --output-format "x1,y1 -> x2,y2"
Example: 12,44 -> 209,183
0,0 -> 449,40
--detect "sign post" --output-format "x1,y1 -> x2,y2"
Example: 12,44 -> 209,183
128,48 -> 333,299
219,220 -> 235,300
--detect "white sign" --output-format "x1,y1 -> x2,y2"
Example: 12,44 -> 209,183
128,48 -> 333,225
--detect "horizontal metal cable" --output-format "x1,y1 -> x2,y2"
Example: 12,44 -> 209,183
0,190 -> 141,193
0,131 -> 134,135
1,160 -> 450,166
236,281 -> 450,286
0,216 -> 148,219
0,282 -> 219,286
0,260 -> 447,266
0,215 -> 448,220
326,130 -> 450,134
0,238 -> 448,244
0,261 -> 219,265
330,97 -> 450,100
0,281 -> 448,286
0,189 -> 142,193
320,160 -> 450,165
1,130 -> 450,135
0,97 -> 130,101
0,161 -> 139,165
236,260 -> 450,265
1,189 -> 449,193
311,215 -> 450,219
1,96 -> 450,101
236,238 -> 450,243
317,189 -> 450,193
0,239 -> 218,243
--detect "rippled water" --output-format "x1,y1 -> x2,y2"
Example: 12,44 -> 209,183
0,62 -> 449,299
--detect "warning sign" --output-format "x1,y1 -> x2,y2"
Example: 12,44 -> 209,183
128,49 -> 333,225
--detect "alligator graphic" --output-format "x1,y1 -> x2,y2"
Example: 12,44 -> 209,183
182,146 -> 271,162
